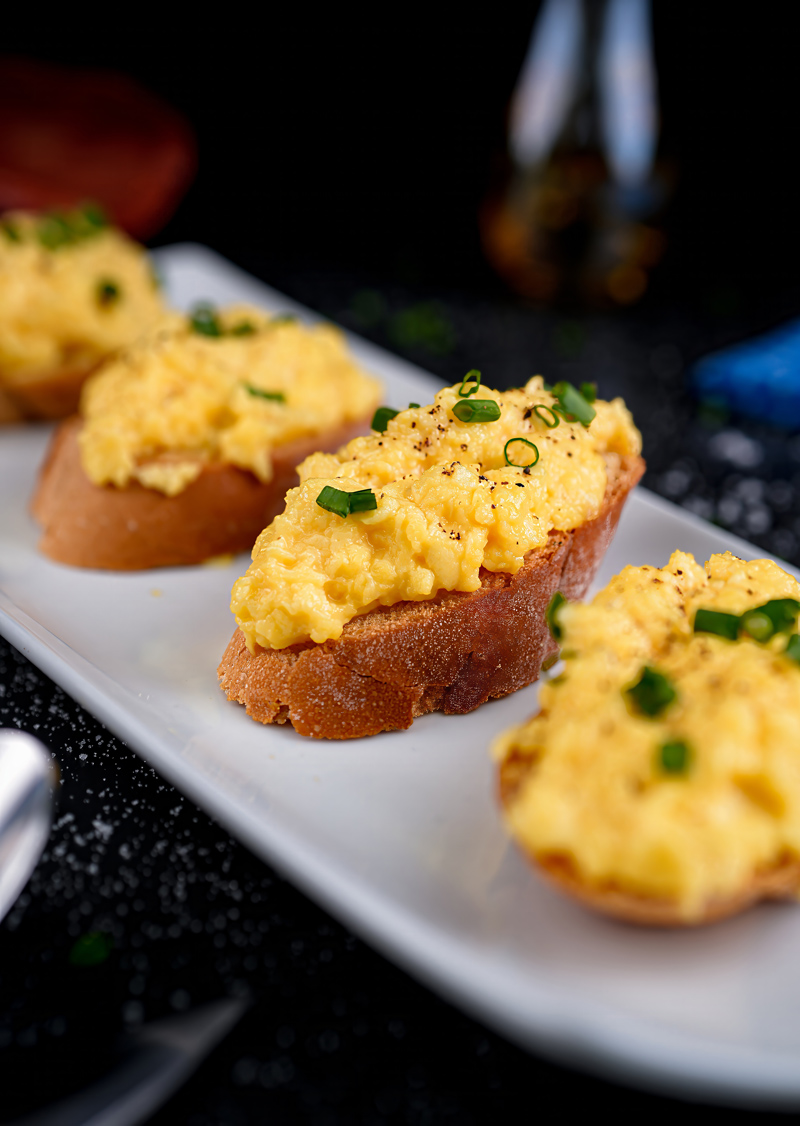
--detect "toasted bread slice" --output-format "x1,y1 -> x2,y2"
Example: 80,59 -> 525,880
31,413 -> 374,570
0,364 -> 96,423
217,452 -> 644,739
497,754 -> 800,926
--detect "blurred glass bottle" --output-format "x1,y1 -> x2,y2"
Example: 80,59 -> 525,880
481,0 -> 673,307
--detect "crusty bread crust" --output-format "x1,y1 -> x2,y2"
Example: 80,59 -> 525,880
218,453 -> 645,739
498,747 -> 800,927
522,851 -> 800,927
1,365 -> 93,423
30,414 -> 374,570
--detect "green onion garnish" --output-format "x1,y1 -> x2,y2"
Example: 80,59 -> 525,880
189,303 -> 222,337
580,382 -> 597,404
348,488 -> 378,513
78,202 -> 109,231
231,321 -> 256,336
625,666 -> 677,717
409,402 -> 420,409
316,485 -> 377,518
458,370 -> 481,398
659,738 -> 690,774
552,381 -> 596,426
739,608 -> 775,643
533,404 -> 560,428
504,437 -> 539,468
546,591 -> 566,641
270,314 -> 298,326
1,220 -> 21,243
96,278 -> 121,307
693,608 -> 740,641
757,598 -> 800,633
372,406 -> 399,432
244,384 -> 285,402
785,635 -> 800,664
452,399 -> 501,423
541,651 -> 560,672
37,212 -> 72,250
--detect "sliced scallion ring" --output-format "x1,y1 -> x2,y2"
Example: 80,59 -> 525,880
452,398 -> 501,423
580,382 -> 597,404
189,303 -> 222,337
739,608 -> 775,642
659,738 -> 690,774
458,370 -> 481,397
504,437 -> 539,468
552,381 -> 596,426
348,488 -> 378,514
785,634 -> 800,664
625,666 -> 677,717
371,406 -> 399,432
533,404 -> 560,428
316,485 -> 377,518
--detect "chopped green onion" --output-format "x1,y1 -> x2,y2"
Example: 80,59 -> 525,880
231,321 -> 256,335
244,384 -> 285,402
316,485 -> 377,518
625,666 -> 677,717
785,635 -> 800,664
458,369 -> 482,397
739,608 -> 775,643
1,220 -> 21,243
693,608 -> 740,640
552,381 -> 596,426
756,598 -> 800,633
78,202 -> 109,231
270,314 -> 298,326
316,486 -> 351,518
452,398 -> 501,423
659,738 -> 690,774
408,402 -> 420,409
533,404 -> 560,428
504,437 -> 539,468
372,406 -> 399,432
580,382 -> 597,403
541,651 -> 560,672
96,278 -> 121,307
546,591 -> 566,641
348,488 -> 378,513
37,212 -> 72,250
189,303 -> 222,337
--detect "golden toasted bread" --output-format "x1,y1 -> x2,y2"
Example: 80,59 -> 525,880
31,413 -> 374,570
218,452 -> 644,739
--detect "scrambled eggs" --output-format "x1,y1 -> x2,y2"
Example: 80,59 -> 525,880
78,306 -> 382,496
495,551 -> 800,919
0,207 -> 163,390
231,378 -> 640,650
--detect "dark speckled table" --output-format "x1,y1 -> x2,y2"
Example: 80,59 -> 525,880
2,255 -> 796,1123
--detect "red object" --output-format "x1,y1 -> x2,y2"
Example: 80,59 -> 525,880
0,56 -> 196,239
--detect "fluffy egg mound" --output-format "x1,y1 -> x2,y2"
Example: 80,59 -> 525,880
495,551 -> 800,920
0,207 -> 164,394
231,378 -> 640,650
78,306 -> 382,497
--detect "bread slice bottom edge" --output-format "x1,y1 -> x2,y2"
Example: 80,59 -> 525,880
527,851 -> 800,927
218,452 -> 645,739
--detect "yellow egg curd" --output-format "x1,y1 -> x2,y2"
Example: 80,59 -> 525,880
78,306 -> 383,497
494,550 -> 800,919
230,378 -> 640,651
0,207 -> 164,391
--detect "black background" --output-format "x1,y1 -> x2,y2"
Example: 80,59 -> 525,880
7,3 -> 800,312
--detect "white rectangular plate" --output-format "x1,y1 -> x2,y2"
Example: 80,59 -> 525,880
3,245 -> 800,1108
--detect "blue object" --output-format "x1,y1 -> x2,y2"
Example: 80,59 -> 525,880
692,318 -> 800,429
